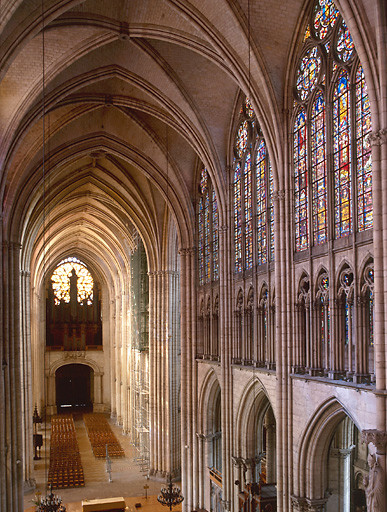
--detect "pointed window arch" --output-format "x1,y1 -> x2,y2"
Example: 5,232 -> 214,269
233,97 -> 274,270
293,0 -> 372,251
197,168 -> 219,285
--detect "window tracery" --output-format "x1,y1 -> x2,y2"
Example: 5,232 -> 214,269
198,168 -> 219,285
293,0 -> 372,250
51,257 -> 94,305
233,97 -> 274,271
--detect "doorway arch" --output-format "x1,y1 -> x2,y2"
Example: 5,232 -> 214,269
55,363 -> 93,413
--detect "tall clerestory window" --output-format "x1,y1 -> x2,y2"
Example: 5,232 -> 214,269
293,0 -> 372,251
198,168 -> 219,285
233,97 -> 274,272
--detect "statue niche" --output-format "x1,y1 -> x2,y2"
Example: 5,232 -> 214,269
46,258 -> 102,351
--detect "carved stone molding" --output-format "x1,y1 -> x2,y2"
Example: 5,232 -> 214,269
64,351 -> 86,360
370,128 -> 387,146
196,431 -> 220,442
221,499 -> 231,511
305,497 -> 328,512
361,429 -> 387,454
290,496 -> 328,512
291,496 -> 307,512
273,190 -> 285,202
231,456 -> 245,468
178,247 -> 196,256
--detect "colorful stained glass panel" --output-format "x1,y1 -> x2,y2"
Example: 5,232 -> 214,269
333,70 -> 352,238
236,121 -> 249,158
311,92 -> 327,244
294,109 -> 309,251
296,47 -> 321,100
314,0 -> 339,39
234,163 -> 242,271
51,257 -> 94,305
356,65 -> 372,231
256,140 -> 267,265
244,153 -> 253,269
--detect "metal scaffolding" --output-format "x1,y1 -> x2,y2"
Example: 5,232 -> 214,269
130,237 -> 150,472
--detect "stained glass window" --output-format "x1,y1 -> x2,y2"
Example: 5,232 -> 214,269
233,97 -> 274,271
269,162 -> 274,261
256,140 -> 267,265
293,0 -> 372,251
234,162 -> 243,272
244,153 -> 253,269
204,192 -> 210,281
296,47 -> 321,101
303,25 -> 311,42
311,92 -> 327,244
333,69 -> 351,238
212,188 -> 219,280
51,257 -> 94,305
336,19 -> 354,62
313,0 -> 339,39
198,168 -> 219,284
245,98 -> 255,118
236,121 -> 248,158
356,65 -> 372,231
294,109 -> 309,251
198,196 -> 204,285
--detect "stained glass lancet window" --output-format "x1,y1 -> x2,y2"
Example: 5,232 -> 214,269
234,162 -> 243,272
256,140 -> 267,265
293,0 -> 372,251
212,188 -> 219,280
311,92 -> 327,244
294,109 -> 308,251
244,153 -> 253,270
334,70 -> 351,238
233,97 -> 274,271
198,168 -> 219,285
51,257 -> 94,305
356,65 -> 372,231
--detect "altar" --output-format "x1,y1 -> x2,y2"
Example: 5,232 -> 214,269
82,496 -> 126,512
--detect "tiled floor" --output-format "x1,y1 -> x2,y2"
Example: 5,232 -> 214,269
24,416 -> 182,512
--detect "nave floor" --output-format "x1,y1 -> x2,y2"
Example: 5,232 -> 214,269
24,415 -> 180,512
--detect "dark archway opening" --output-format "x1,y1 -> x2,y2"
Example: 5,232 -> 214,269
55,364 -> 93,413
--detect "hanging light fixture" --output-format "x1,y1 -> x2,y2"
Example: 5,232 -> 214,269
36,3 -> 66,510
157,475 -> 184,511
35,485 -> 66,512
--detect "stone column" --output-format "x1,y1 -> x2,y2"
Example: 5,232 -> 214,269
219,221 -> 233,512
265,419 -> 276,483
20,269 -> 34,490
148,271 -> 157,473
179,248 -> 195,509
0,241 -> 24,511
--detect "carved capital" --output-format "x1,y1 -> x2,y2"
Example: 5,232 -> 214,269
370,128 -> 387,146
305,497 -> 328,512
221,499 -> 231,511
232,456 -> 245,468
291,496 -> 307,512
273,190 -> 285,202
178,247 -> 195,256
362,429 -> 387,454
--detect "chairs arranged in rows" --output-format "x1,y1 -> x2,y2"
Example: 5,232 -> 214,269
48,414 -> 85,489
83,413 -> 125,458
